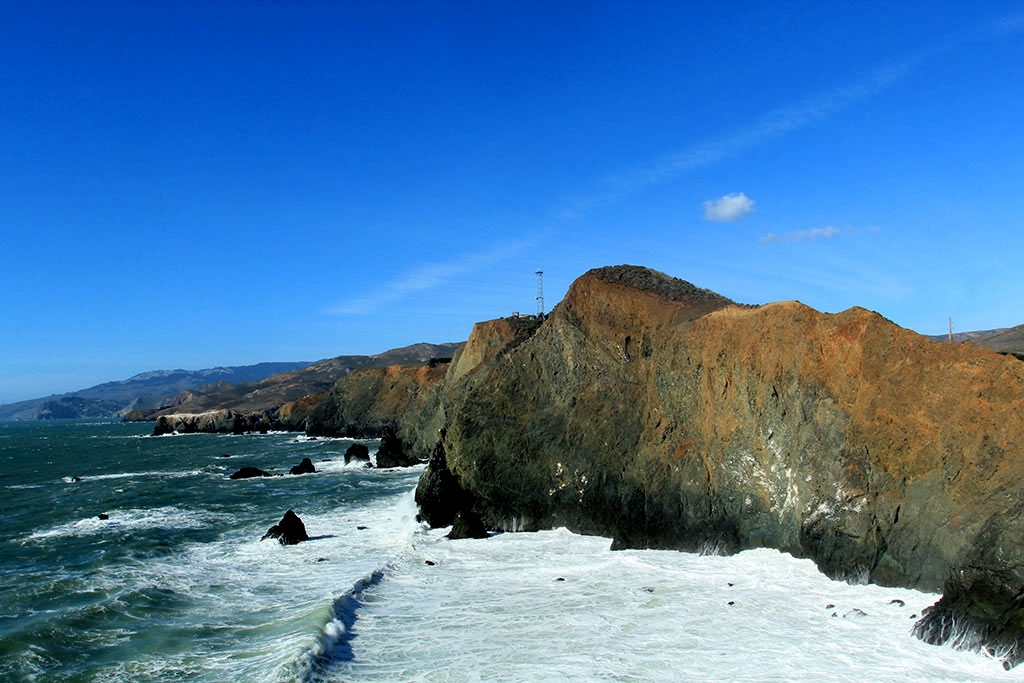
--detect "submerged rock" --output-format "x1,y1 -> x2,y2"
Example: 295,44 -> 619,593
289,457 -> 316,475
261,510 -> 309,545
344,443 -> 370,465
229,467 -> 273,479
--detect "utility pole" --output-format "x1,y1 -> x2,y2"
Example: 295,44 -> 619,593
948,317 -> 953,342
536,269 -> 544,317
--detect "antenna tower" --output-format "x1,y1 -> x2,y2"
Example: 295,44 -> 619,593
536,269 -> 544,316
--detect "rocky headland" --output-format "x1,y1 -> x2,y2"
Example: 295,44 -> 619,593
396,265 -> 1024,666
138,263 -> 1024,664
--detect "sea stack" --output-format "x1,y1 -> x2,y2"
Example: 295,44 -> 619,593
261,510 -> 309,545
289,457 -> 316,475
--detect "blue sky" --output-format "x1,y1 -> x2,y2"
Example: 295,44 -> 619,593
2,2 -> 1023,404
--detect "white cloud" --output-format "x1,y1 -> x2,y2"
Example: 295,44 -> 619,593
703,192 -> 755,222
760,226 -> 841,244
329,240 -> 532,315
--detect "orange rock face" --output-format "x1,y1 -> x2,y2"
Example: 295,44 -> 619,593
417,265 -> 1024,665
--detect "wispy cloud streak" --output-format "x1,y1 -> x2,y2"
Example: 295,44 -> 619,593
330,240 -> 533,315
760,226 -> 841,244
570,10 -> 1024,211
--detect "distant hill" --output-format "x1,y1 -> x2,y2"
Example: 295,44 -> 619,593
0,362 -> 314,421
972,324 -> 1024,356
924,328 -> 1008,343
132,342 -> 462,418
924,325 -> 1023,357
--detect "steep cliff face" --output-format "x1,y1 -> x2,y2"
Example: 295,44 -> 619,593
305,362 -> 451,458
277,392 -> 329,431
415,265 -> 1024,665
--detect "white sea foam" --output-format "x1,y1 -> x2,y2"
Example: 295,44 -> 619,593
60,469 -> 209,484
25,506 -> 231,541
322,528 -> 1016,682
77,485 -> 424,682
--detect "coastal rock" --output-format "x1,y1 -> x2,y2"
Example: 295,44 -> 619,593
153,409 -> 275,436
289,457 -> 316,475
447,509 -> 488,540
260,510 -> 309,545
373,425 -> 419,468
277,392 -> 329,431
407,264 -> 1024,665
344,443 -> 370,464
913,570 -> 1024,668
305,361 -> 452,459
229,467 -> 273,479
415,438 -> 475,527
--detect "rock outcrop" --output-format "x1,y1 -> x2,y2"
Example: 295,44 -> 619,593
373,425 -> 420,468
305,361 -> 452,461
229,467 -> 274,479
344,443 -> 370,465
289,457 -> 316,475
153,410 -> 275,436
408,265 -> 1024,666
277,392 -> 329,431
261,510 -> 309,545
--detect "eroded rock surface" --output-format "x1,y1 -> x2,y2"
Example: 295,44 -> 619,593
406,264 -> 1024,666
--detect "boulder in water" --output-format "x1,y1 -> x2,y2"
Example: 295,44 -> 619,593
261,510 -> 309,545
344,443 -> 370,465
229,467 -> 273,479
373,425 -> 419,468
97,513 -> 109,520
447,509 -> 488,540
289,457 -> 316,475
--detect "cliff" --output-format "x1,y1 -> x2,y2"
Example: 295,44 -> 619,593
305,361 -> 452,457
410,265 -> 1024,666
160,344 -> 457,416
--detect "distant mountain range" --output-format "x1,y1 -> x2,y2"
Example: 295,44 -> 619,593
0,362 -> 314,421
125,342 -> 462,420
0,342 -> 461,421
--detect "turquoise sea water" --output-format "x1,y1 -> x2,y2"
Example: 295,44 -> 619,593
1,420 -> 1015,681
0,420 -> 421,681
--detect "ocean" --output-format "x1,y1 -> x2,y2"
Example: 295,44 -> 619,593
0,420 -> 1014,681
